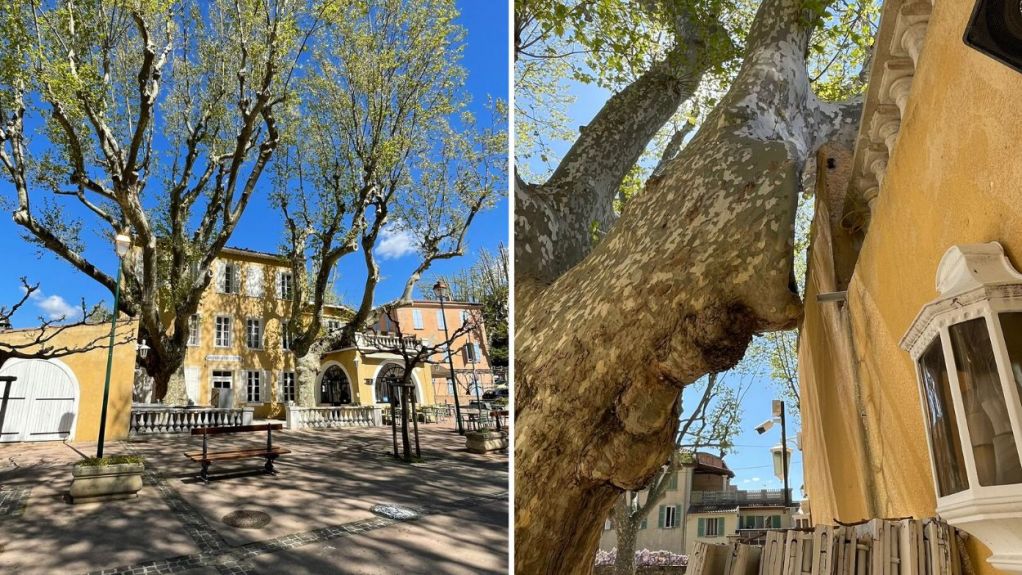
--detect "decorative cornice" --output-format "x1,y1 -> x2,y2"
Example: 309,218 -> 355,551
841,0 -> 933,231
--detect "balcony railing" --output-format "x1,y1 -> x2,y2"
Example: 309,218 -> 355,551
354,332 -> 421,352
690,489 -> 791,507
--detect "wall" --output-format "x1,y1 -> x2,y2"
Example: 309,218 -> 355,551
0,320 -> 138,442
798,1 -> 1022,572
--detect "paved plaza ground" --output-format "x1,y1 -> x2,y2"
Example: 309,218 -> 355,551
0,422 -> 508,574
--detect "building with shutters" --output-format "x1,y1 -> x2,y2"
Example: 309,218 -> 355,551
173,247 -> 435,419
375,300 -> 497,408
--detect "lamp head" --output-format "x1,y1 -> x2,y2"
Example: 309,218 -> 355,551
432,278 -> 449,300
755,419 -> 775,435
137,339 -> 150,359
114,233 -> 132,257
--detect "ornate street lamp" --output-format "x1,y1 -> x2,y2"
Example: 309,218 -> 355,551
433,278 -> 464,435
755,399 -> 792,508
97,233 -> 131,458
901,242 -> 1022,573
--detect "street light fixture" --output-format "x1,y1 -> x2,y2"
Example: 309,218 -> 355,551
97,233 -> 131,458
754,399 -> 791,508
433,278 -> 464,435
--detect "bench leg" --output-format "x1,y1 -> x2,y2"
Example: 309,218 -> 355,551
201,461 -> 210,484
264,456 -> 276,475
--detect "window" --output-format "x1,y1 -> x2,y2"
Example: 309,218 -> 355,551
698,517 -> 725,537
280,372 -> 296,403
188,315 -> 200,346
412,309 -> 424,329
658,505 -> 678,529
212,371 -> 232,388
246,371 -> 262,403
604,519 -> 612,531
215,316 -> 232,347
219,262 -> 238,294
246,264 -> 264,297
666,471 -> 678,491
278,271 -> 293,300
447,379 -> 455,397
769,515 -> 782,528
246,318 -> 263,349
639,517 -> 647,530
325,319 -> 342,334
281,321 -> 293,351
463,342 -> 477,363
436,310 -> 445,328
461,310 -> 470,326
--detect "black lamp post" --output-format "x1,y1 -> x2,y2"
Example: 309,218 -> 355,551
433,279 -> 464,435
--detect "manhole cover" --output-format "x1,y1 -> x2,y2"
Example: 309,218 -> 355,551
370,504 -> 419,520
222,509 -> 272,529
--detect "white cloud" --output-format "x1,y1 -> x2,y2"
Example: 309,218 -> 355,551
376,225 -> 418,260
26,288 -> 81,321
751,477 -> 761,482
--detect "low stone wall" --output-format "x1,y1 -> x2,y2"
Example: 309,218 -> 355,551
595,567 -> 685,575
129,405 -> 253,436
285,405 -> 382,430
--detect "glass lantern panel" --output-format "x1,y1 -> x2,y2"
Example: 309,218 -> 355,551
949,318 -> 1022,486
998,311 -> 1022,428
919,338 -> 969,496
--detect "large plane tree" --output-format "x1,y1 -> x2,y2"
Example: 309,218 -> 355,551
514,0 -> 870,571
0,0 -> 317,399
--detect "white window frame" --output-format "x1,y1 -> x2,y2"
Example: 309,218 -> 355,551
278,270 -> 294,300
188,315 -> 200,347
245,370 -> 262,403
412,309 -> 424,330
664,505 -> 678,529
215,315 -> 232,348
246,318 -> 263,350
704,516 -> 722,536
279,371 -> 296,403
220,262 -> 239,294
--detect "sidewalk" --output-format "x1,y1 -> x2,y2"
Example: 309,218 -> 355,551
0,424 -> 508,574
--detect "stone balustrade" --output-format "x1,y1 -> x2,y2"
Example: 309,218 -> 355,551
354,332 -> 422,352
129,405 -> 253,436
285,405 -> 382,430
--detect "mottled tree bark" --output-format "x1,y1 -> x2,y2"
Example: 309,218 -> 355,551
513,0 -> 860,573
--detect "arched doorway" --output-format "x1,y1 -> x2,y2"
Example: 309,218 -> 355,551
319,365 -> 352,405
375,364 -> 407,404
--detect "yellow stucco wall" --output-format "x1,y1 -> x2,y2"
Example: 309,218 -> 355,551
799,2 -> 1022,572
0,320 -> 138,442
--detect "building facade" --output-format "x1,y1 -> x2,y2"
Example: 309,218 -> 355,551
598,453 -> 794,556
177,247 -> 434,418
376,300 -> 496,408
797,1 -> 1022,573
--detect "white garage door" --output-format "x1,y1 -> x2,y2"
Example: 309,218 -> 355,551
0,359 -> 80,442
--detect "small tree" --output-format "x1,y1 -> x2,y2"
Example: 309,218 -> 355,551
356,306 -> 478,461
608,371 -> 750,574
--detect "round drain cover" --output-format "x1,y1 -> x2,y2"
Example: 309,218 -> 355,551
371,504 -> 419,520
222,509 -> 272,529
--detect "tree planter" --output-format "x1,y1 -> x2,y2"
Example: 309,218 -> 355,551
70,460 -> 144,504
465,430 -> 507,454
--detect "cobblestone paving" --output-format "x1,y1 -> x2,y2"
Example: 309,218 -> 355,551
86,441 -> 506,575
0,487 -> 30,518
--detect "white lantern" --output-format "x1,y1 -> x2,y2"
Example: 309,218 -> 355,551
901,242 -> 1022,573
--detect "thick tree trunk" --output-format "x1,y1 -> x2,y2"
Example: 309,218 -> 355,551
295,340 -> 329,407
513,1 -> 860,573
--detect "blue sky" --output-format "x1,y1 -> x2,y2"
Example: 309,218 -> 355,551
520,53 -> 805,501
1,0 -> 509,325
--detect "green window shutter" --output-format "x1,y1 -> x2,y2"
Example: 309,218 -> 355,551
667,471 -> 678,490
772,515 -> 781,528
697,517 -> 705,537
640,517 -> 647,530
717,518 -> 725,535
658,506 -> 666,529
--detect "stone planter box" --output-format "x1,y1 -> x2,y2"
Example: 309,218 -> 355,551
465,430 -> 508,454
69,462 -> 144,504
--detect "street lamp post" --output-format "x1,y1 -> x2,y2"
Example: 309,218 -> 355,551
755,399 -> 791,509
97,233 -> 132,459
433,279 -> 464,435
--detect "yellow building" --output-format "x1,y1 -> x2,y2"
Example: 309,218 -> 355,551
0,320 -> 138,443
174,247 -> 433,419
797,1 -> 1022,573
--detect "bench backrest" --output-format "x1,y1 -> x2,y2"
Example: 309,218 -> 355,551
191,423 -> 283,436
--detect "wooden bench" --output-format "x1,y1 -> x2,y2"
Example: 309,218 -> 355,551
184,424 -> 291,483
